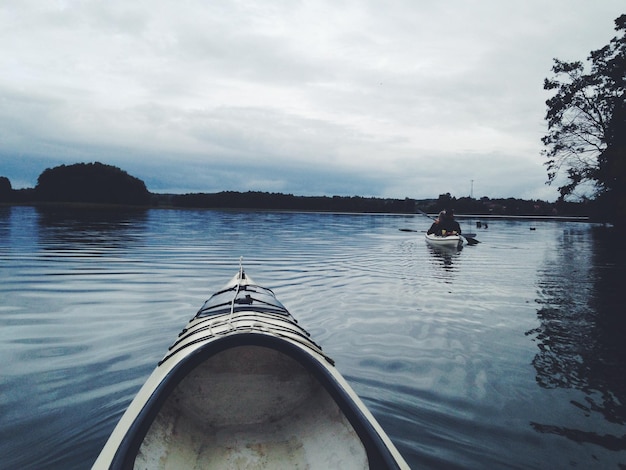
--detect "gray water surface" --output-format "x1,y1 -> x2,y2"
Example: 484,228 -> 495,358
1,206 -> 624,469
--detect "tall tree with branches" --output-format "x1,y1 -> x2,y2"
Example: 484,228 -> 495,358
542,14 -> 626,226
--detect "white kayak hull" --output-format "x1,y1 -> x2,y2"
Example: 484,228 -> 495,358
425,233 -> 463,248
93,269 -> 409,469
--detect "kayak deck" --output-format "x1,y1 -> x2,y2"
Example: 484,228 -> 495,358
137,345 -> 367,469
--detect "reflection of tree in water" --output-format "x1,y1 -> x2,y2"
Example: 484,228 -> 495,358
35,205 -> 148,250
0,206 -> 10,240
527,226 -> 626,449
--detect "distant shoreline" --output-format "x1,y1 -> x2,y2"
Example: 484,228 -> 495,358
0,163 -> 593,220
453,213 -> 590,222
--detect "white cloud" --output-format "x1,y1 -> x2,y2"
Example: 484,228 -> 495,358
1,0 -> 624,200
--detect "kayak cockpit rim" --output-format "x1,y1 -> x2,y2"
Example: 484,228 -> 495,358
108,333 -> 403,470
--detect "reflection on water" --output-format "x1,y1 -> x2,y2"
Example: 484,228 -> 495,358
0,206 -> 155,469
1,208 -> 626,468
528,226 -> 626,450
427,243 -> 462,271
35,205 -> 148,249
0,206 -> 10,239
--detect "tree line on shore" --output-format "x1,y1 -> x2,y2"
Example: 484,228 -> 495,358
0,162 -> 593,219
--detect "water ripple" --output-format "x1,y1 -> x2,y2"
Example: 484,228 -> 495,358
1,208 -> 624,469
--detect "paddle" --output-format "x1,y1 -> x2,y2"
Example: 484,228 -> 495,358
464,236 -> 480,246
415,209 -> 480,244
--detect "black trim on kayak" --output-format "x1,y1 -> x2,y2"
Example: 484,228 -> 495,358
164,317 -> 319,360
196,287 -> 290,318
198,296 -> 289,315
178,307 -> 302,338
173,313 -> 310,344
109,333 -> 403,470
196,303 -> 290,318
177,310 -> 304,338
158,324 -> 326,366
210,283 -> 277,297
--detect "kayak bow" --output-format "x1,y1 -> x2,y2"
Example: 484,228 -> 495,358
93,267 -> 409,469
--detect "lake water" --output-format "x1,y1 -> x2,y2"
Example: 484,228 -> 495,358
1,205 -> 625,469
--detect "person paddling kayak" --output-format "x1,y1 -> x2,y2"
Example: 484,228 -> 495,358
427,210 -> 461,236
427,211 -> 446,235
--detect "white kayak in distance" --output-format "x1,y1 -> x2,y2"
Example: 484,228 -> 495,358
425,232 -> 464,249
93,266 -> 409,469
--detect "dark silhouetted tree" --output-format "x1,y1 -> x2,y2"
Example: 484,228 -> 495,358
542,14 -> 626,227
35,162 -> 150,205
0,176 -> 12,202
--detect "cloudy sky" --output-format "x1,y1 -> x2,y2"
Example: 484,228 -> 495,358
1,1 -> 624,200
